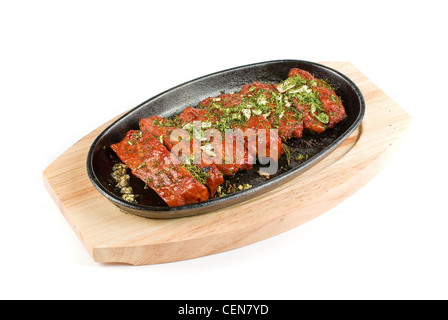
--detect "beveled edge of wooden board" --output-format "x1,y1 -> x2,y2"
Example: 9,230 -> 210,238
43,62 -> 412,265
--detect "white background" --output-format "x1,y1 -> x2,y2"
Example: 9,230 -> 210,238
1,0 -> 447,300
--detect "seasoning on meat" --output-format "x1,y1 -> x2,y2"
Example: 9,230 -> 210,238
139,116 -> 224,196
110,130 -> 209,207
287,68 -> 347,129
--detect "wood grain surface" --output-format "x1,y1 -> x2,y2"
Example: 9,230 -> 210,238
43,62 -> 412,265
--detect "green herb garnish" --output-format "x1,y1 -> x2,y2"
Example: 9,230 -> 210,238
183,164 -> 210,185
315,113 -> 329,124
283,143 -> 291,166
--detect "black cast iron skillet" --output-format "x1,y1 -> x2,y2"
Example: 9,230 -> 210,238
86,60 -> 365,218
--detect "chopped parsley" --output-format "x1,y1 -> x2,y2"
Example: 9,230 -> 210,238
283,143 -> 291,166
182,164 -> 210,185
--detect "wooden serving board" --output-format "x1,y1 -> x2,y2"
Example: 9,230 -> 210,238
43,62 -> 412,265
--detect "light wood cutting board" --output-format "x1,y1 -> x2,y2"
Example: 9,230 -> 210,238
43,62 -> 412,265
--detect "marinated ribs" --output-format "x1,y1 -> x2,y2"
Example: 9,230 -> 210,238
110,68 -> 347,207
110,130 -> 210,207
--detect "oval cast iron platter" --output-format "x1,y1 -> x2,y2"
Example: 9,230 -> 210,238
86,60 -> 365,218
